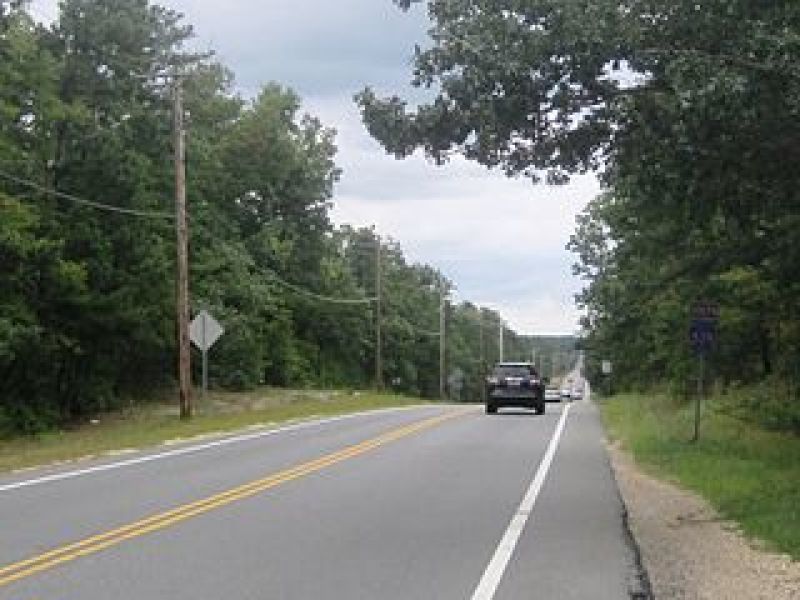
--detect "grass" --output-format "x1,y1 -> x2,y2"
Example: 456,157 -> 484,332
601,393 -> 800,560
0,388 -> 429,474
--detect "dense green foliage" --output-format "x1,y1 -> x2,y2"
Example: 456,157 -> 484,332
362,1 -> 800,432
0,1 -> 541,436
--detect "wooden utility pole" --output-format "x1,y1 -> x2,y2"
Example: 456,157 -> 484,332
479,313 -> 486,402
174,77 -> 192,419
439,282 -> 446,400
375,238 -> 383,390
692,354 -> 704,443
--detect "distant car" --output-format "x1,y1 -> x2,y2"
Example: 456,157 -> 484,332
485,362 -> 546,415
544,387 -> 561,402
571,386 -> 584,400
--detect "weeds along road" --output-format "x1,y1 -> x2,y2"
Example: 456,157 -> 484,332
0,400 -> 648,599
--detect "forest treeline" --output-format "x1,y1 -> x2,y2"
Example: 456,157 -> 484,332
563,4 -> 800,434
0,0 -> 557,435
361,1 -> 800,433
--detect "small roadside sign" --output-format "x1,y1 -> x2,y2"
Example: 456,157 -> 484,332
190,310 -> 224,395
447,368 -> 465,401
689,301 -> 719,442
190,310 -> 223,352
601,360 -> 612,375
692,302 -> 720,321
689,320 -> 716,353
689,302 -> 719,355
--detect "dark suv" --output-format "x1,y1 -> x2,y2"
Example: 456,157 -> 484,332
485,362 -> 546,415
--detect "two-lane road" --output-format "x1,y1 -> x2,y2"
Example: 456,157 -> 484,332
0,398 -> 648,599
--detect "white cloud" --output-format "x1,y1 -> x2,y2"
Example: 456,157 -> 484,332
318,92 -> 600,334
491,295 -> 583,338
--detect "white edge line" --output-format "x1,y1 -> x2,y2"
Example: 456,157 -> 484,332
470,403 -> 572,600
0,404 -> 435,494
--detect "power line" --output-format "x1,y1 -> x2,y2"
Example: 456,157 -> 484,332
0,169 -> 414,308
0,168 -> 176,220
267,272 -> 377,306
385,278 -> 441,295
410,325 -> 440,338
200,227 -> 378,306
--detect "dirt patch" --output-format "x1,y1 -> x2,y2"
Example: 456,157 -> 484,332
608,442 -> 800,599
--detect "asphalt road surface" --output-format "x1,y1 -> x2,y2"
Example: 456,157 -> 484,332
0,395 -> 649,599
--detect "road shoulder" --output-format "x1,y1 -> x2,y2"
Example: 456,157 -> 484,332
608,442 -> 800,599
493,400 -> 651,600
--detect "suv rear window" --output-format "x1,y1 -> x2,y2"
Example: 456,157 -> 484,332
493,366 -> 536,378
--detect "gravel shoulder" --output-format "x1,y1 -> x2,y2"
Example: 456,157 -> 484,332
608,442 -> 800,599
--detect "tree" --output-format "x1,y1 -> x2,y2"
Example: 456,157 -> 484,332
361,1 -> 800,183
0,0 -> 199,429
0,0 -> 536,436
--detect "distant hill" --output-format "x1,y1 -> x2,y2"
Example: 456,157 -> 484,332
514,335 -> 579,380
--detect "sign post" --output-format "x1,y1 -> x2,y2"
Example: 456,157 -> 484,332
190,310 -> 224,397
689,302 -> 719,442
601,359 -> 612,396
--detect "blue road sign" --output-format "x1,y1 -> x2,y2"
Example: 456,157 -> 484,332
689,318 -> 716,354
690,301 -> 719,354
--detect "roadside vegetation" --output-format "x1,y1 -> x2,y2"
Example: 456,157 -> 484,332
0,0 -> 560,438
0,388 -> 426,473
601,393 -> 800,560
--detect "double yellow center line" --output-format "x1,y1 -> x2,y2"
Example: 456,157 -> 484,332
0,409 -> 468,588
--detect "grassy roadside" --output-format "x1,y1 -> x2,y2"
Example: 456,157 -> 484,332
0,388 -> 429,474
600,393 -> 800,560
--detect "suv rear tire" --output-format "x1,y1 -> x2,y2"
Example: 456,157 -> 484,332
485,403 -> 497,414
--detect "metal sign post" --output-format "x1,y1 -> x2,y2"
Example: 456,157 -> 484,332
601,359 -> 612,396
694,353 -> 704,442
689,302 -> 719,442
190,310 -> 224,397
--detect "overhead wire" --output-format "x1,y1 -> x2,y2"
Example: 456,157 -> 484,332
0,169 -> 459,309
409,326 -> 441,338
266,272 -> 377,305
0,170 -> 378,304
197,225 -> 378,306
1,169 -> 377,306
0,168 -> 175,220
3,164 -> 507,391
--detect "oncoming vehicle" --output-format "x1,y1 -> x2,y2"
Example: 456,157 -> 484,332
485,362 -> 546,415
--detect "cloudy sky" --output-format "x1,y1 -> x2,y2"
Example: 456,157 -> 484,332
29,0 -> 600,335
